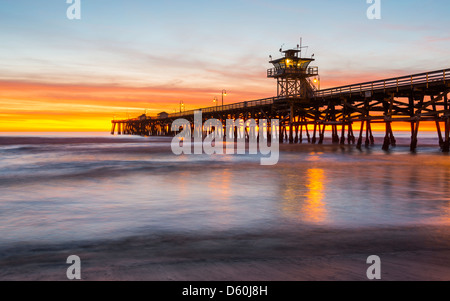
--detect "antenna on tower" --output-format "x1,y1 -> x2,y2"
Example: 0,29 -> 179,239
298,37 -> 309,58
299,37 -> 302,57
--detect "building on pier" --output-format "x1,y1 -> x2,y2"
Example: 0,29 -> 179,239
267,47 -> 318,99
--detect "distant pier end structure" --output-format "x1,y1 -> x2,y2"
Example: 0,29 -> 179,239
111,43 -> 450,152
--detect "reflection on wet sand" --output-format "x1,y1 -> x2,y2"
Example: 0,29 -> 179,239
304,168 -> 327,223
208,169 -> 234,226
1,135 -> 450,280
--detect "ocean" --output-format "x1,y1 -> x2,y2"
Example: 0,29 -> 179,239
0,131 -> 449,280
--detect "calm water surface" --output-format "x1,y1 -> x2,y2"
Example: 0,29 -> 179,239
0,132 -> 449,247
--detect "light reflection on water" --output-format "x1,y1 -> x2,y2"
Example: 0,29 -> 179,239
281,168 -> 327,224
304,168 -> 327,224
0,134 -> 449,246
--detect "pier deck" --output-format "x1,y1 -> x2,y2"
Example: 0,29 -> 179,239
111,68 -> 450,152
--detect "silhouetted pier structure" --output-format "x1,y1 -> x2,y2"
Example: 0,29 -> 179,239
111,46 -> 450,152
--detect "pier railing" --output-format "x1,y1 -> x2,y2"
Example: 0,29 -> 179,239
267,66 -> 318,77
314,68 -> 449,98
168,96 -> 278,118
130,68 -> 449,121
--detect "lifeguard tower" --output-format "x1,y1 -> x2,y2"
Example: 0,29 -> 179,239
267,45 -> 318,99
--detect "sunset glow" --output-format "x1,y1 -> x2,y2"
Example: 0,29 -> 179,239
1,1 -> 449,132
2,1 -> 450,284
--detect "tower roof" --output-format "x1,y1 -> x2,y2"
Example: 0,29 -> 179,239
267,45 -> 318,80
269,47 -> 315,65
269,57 -> 314,64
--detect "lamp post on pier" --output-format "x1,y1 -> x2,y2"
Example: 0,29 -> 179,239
313,75 -> 321,90
221,89 -> 227,109
180,100 -> 185,113
213,96 -> 218,110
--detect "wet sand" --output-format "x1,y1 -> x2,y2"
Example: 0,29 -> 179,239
1,225 -> 449,281
1,134 -> 450,281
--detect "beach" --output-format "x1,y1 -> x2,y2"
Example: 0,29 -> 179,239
1,225 -> 449,281
0,132 -> 449,280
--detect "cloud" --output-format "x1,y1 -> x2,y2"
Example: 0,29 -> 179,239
0,78 -> 275,131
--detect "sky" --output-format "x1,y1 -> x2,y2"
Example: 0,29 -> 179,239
0,0 -> 449,131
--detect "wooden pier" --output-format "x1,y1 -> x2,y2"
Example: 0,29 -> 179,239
111,46 -> 450,152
